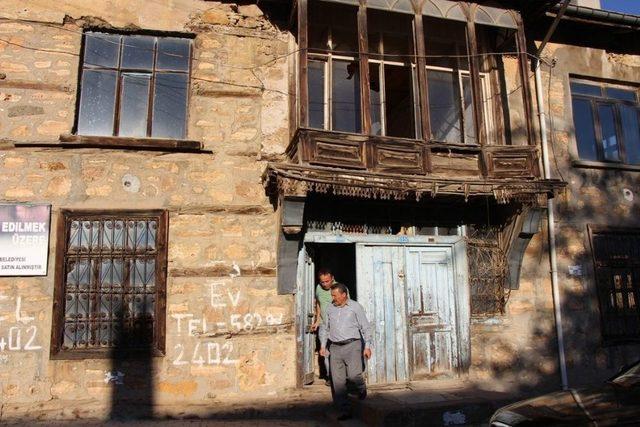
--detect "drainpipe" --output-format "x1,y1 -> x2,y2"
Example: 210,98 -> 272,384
534,57 -> 569,390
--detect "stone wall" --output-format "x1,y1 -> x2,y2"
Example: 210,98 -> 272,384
538,42 -> 640,386
469,229 -> 560,393
0,0 -> 295,418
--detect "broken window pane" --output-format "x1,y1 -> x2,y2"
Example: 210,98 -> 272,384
77,70 -> 117,136
384,64 -> 415,139
308,60 -> 326,129
84,32 -> 120,68
332,60 -> 361,133
369,63 -> 382,135
156,38 -> 190,71
309,2 -> 358,53
424,18 -> 468,70
572,98 -> 598,161
368,9 -> 413,61
121,35 -> 155,70
152,73 -> 189,139
119,73 -> 151,137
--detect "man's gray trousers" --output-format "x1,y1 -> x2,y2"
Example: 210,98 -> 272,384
329,340 -> 366,412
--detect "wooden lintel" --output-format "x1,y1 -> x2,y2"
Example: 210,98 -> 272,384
169,265 -> 277,278
58,134 -> 204,151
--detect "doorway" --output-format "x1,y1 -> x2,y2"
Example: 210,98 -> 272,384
297,234 -> 470,386
312,243 -> 357,300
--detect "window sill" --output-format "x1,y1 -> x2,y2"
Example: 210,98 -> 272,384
50,347 -> 165,360
572,159 -> 640,172
58,134 -> 204,152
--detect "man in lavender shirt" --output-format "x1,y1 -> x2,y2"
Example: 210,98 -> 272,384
319,282 -> 373,420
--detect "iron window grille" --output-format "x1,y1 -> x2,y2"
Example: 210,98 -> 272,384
588,226 -> 640,344
76,31 -> 192,140
570,79 -> 640,165
51,210 -> 168,358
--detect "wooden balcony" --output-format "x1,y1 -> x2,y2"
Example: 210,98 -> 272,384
286,128 -> 541,180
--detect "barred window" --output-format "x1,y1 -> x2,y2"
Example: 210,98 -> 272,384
588,226 -> 640,343
51,210 -> 168,358
76,31 -> 192,139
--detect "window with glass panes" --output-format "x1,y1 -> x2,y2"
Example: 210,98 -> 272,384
51,211 -> 168,357
571,79 -> 640,164
588,226 -> 640,343
368,9 -> 419,139
307,2 -> 362,134
76,32 -> 191,139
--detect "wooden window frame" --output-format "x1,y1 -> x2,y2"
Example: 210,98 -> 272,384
74,30 -> 194,143
299,3 -> 518,148
570,78 -> 640,166
50,209 -> 169,360
587,225 -> 640,344
425,65 -> 493,145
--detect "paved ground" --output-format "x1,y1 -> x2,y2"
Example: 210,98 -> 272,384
1,379 -> 526,426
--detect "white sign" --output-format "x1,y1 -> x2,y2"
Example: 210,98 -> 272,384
0,204 -> 51,276
568,265 -> 583,277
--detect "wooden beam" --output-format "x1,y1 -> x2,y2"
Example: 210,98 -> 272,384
537,0 -> 571,56
357,3 -> 372,136
516,18 -> 536,147
466,19 -> 486,148
414,13 -> 431,143
298,0 -> 309,127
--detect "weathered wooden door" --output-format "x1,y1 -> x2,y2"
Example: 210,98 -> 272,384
356,244 -> 409,384
296,244 -> 316,385
405,246 -> 458,378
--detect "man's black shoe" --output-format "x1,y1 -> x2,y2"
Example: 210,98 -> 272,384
358,389 -> 367,400
324,379 -> 331,386
337,413 -> 352,421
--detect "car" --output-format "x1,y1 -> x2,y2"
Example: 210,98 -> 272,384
490,360 -> 640,426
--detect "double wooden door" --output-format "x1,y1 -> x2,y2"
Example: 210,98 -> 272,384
298,241 -> 467,386
356,244 -> 460,384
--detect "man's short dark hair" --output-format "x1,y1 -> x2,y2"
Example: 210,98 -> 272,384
330,282 -> 348,295
318,268 -> 333,277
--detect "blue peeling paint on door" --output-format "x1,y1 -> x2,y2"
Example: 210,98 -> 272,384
356,244 -> 461,384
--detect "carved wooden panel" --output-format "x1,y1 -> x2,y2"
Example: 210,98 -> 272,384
370,143 -> 426,174
306,136 -> 366,169
485,147 -> 539,178
430,151 -> 480,177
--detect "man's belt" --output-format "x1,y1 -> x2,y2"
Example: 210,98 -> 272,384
329,338 -> 359,346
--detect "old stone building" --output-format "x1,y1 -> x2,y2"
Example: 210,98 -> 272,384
0,0 -> 638,422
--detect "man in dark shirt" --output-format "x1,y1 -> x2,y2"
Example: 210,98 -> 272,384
319,282 -> 372,420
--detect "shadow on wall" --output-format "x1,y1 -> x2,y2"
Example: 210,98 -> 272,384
109,306 -> 155,420
472,205 -> 640,396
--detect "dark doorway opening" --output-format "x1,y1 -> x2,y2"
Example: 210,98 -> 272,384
311,243 -> 357,301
